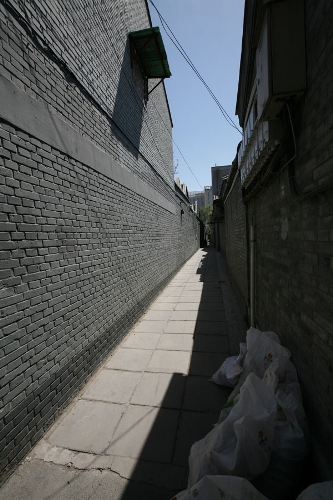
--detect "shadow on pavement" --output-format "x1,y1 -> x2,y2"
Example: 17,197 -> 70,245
120,247 -> 233,499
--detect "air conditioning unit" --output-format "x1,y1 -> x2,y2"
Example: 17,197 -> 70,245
256,0 -> 306,121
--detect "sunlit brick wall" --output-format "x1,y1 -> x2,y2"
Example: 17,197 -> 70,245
0,0 -> 199,474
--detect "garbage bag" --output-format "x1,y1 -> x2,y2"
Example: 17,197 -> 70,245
253,383 -> 309,500
172,475 -> 269,500
262,357 -> 298,394
188,373 -> 277,487
211,343 -> 247,388
243,328 -> 290,379
295,481 -> 333,499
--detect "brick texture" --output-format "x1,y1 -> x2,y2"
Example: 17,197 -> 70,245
222,0 -> 333,479
0,0 -> 199,476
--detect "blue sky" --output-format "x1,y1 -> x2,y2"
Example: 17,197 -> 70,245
149,0 -> 245,192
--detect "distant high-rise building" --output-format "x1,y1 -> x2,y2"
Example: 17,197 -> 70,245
211,165 -> 231,198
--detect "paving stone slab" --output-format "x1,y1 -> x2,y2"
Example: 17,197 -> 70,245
82,369 -> 141,404
173,411 -> 220,466
176,296 -> 201,304
169,310 -> 198,321
143,310 -> 173,321
149,302 -> 176,311
197,310 -> 226,322
48,400 -> 125,454
188,352 -> 227,377
106,405 -> 179,462
153,296 -> 180,303
182,376 -> 231,413
106,348 -> 153,371
192,334 -> 230,353
156,333 -> 194,352
111,457 -> 187,490
179,292 -> 202,301
183,283 -> 204,291
165,320 -> 196,334
146,349 -> 191,374
174,302 -> 201,311
193,321 -> 228,335
121,332 -> 161,350
131,372 -> 186,408
29,441 -> 115,470
133,320 -> 168,333
198,294 -> 224,303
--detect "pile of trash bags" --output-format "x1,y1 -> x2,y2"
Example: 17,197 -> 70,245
172,476 -> 333,500
175,327 -> 313,500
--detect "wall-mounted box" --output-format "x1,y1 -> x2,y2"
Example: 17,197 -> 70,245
256,0 -> 306,121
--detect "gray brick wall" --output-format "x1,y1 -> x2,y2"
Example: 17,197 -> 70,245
224,174 -> 249,320
0,0 -> 199,475
222,0 -> 333,479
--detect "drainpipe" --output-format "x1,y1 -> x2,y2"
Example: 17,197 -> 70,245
250,218 -> 255,327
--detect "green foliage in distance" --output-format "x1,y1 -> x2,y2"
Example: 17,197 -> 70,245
199,204 -> 212,225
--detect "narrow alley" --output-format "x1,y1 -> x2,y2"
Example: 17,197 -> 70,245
0,247 -> 247,499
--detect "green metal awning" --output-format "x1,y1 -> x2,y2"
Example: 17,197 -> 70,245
129,27 -> 171,79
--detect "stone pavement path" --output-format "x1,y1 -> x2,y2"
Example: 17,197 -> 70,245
0,247 -> 247,500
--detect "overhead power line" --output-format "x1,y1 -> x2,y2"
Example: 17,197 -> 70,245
148,0 -> 242,135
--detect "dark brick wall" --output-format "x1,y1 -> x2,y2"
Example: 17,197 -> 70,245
224,175 -> 249,320
222,0 -> 333,479
249,0 -> 333,477
0,0 -> 199,475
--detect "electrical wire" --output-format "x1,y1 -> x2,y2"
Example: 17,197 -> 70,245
2,0 -> 204,192
148,0 -> 242,134
149,98 -> 204,189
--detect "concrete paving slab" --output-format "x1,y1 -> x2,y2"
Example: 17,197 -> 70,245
179,292 -> 202,301
192,334 -> 230,353
133,320 -> 167,333
183,283 -> 204,290
174,302 -> 200,311
106,405 -> 179,462
173,411 -> 220,466
156,333 -> 194,352
131,372 -> 185,408
193,321 -> 228,335
111,456 -> 187,490
154,296 -> 181,303
161,288 -> 183,297
142,310 -> 173,321
169,310 -> 198,321
165,320 -> 196,334
197,310 -> 226,322
30,441 -> 115,470
106,348 -> 153,371
182,376 -> 231,412
149,302 -> 176,311
198,294 -> 224,303
188,352 -> 227,377
0,460 -> 178,500
47,400 -> 125,454
82,369 -> 141,404
146,349 -> 191,374
176,296 -> 201,304
121,332 -> 161,350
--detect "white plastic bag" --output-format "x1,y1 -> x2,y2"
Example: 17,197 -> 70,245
172,475 -> 269,500
243,328 -> 290,378
295,481 -> 333,499
211,343 -> 247,388
251,358 -> 309,499
188,373 -> 277,487
253,385 -> 309,500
